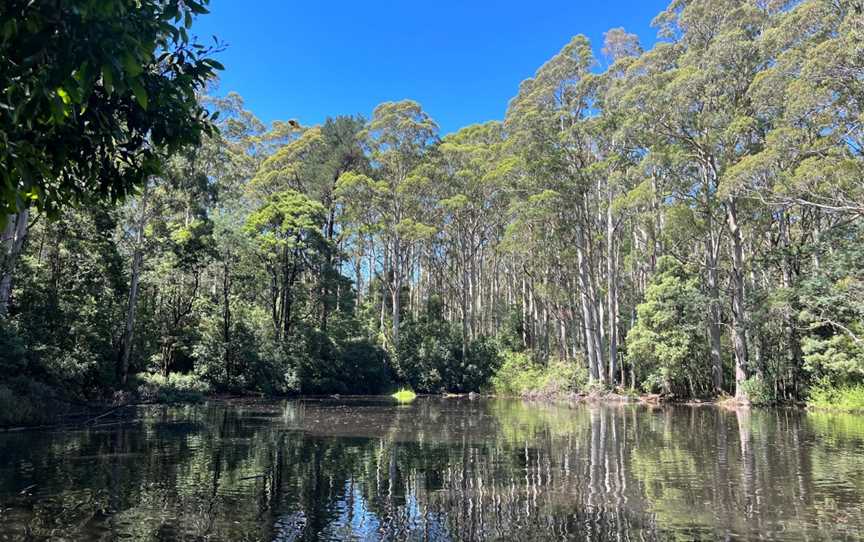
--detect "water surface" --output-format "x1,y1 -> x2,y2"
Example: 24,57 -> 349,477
1,397 -> 863,541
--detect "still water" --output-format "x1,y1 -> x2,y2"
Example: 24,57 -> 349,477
1,397 -> 863,541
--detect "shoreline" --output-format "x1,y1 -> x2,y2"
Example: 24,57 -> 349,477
0,391 -> 854,432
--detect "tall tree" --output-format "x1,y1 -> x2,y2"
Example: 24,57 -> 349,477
338,101 -> 438,349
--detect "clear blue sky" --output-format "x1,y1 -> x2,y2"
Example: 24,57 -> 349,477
194,0 -> 670,135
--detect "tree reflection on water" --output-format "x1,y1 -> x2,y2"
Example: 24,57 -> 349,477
1,398 -> 863,541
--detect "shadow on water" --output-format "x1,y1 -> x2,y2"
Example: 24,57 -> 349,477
1,398 -> 863,541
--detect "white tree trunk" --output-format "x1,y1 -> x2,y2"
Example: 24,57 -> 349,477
0,209 -> 30,317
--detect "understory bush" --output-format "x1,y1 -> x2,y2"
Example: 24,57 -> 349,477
490,351 -> 587,396
626,257 -> 712,398
394,299 -> 502,393
808,380 -> 864,412
133,373 -> 211,404
740,376 -> 775,406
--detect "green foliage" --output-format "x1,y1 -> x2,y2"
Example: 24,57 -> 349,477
798,224 -> 864,386
395,300 -> 501,393
490,351 -> 587,396
10,206 -> 126,399
245,190 -> 328,256
740,376 -> 775,406
463,338 -> 504,392
808,381 -> 864,413
254,341 -> 301,395
626,257 -> 711,398
192,301 -> 266,393
395,314 -> 461,393
335,338 -> 391,394
391,389 -> 417,402
0,319 -> 26,374
133,372 -> 211,404
496,308 -> 526,353
0,0 -> 220,217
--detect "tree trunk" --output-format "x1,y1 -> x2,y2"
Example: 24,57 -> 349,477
120,187 -> 149,385
778,208 -> 801,398
222,256 -> 232,379
0,210 -> 30,317
577,228 -> 600,382
706,237 -> 723,394
727,198 -> 749,399
606,192 -> 619,385
391,236 -> 402,348
461,250 -> 470,359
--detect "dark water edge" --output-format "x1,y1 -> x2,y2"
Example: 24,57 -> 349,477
1,397 -> 863,541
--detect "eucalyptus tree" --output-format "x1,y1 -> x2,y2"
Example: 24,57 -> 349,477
615,0 -> 779,397
337,101 -> 438,349
615,44 -> 728,392
505,35 -> 608,381
726,0 -> 864,395
428,121 -> 510,356
196,93 -> 269,379
594,27 -> 644,384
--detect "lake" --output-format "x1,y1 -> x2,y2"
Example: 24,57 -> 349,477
1,398 -> 863,541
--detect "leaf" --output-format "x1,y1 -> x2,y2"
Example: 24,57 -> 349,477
131,80 -> 148,109
188,1 -> 210,15
204,59 -> 224,71
56,88 -> 72,105
101,64 -> 114,93
122,52 -> 143,77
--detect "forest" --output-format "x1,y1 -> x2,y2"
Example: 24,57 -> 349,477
1,0 -> 863,423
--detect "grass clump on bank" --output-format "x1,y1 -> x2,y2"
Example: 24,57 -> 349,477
490,352 -> 587,397
392,389 -> 417,403
133,373 -> 211,404
808,382 -> 864,412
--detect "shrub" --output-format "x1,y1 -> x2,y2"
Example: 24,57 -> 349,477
740,375 -> 775,406
395,316 -> 459,393
392,389 -> 417,402
338,338 -> 391,394
626,256 -> 711,398
193,306 -> 264,393
490,351 -> 542,395
640,371 -> 666,394
537,358 -> 588,395
808,379 -> 864,412
395,300 -> 503,393
490,351 -> 587,396
133,372 -> 211,404
0,319 -> 26,374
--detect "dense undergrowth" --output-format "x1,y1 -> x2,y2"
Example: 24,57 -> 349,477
489,352 -> 587,397
808,382 -> 864,413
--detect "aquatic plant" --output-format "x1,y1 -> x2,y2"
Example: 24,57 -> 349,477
391,389 -> 417,402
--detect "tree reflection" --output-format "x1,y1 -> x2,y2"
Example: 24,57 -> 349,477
1,399 -> 863,541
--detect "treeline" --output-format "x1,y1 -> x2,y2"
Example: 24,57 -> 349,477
1,0 -> 862,408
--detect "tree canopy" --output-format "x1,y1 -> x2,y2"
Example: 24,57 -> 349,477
2,0 -> 863,412
0,0 -> 221,218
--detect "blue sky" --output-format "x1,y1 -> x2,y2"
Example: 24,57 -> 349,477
194,0 -> 670,135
